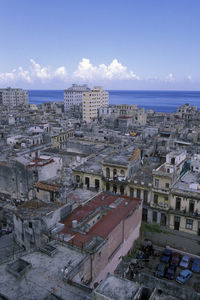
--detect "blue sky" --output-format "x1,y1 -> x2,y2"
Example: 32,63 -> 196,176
0,0 -> 200,89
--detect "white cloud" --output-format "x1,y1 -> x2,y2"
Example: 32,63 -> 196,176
73,58 -> 140,81
29,59 -> 68,81
18,66 -> 32,82
54,66 -> 68,80
0,69 -> 16,82
166,73 -> 175,81
0,59 -> 68,84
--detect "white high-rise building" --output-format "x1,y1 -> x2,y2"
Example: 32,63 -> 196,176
83,86 -> 109,123
0,87 -> 28,107
64,84 -> 90,112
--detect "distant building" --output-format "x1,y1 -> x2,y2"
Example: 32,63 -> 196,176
64,84 -> 90,112
83,86 -> 109,123
98,104 -> 146,130
0,87 -> 28,107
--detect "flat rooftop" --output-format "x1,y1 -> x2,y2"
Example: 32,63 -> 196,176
74,154 -> 106,175
173,171 -> 200,194
66,188 -> 98,205
61,192 -> 141,250
0,244 -> 88,300
94,274 -> 140,300
15,200 -> 62,219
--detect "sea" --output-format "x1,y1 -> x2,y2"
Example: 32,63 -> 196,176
28,90 -> 200,113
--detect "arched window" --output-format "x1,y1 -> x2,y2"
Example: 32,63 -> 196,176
106,167 -> 110,178
113,169 -> 117,178
120,169 -> 125,176
76,175 -> 80,183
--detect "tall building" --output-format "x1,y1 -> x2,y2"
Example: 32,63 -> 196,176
0,87 -> 28,107
83,86 -> 109,122
64,84 -> 90,112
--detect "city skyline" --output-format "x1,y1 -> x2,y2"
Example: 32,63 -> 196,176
1,0 -> 200,90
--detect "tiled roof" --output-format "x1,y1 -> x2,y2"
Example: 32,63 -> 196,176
34,181 -> 61,192
61,192 -> 141,250
131,149 -> 140,161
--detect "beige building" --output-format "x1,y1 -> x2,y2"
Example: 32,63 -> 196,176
83,86 -> 109,122
51,129 -> 74,149
0,87 -> 28,107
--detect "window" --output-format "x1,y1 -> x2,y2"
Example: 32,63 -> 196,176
189,201 -> 195,213
120,169 -> 125,176
175,197 -> 181,210
154,194 -> 158,204
76,175 -> 80,183
120,185 -> 124,195
143,190 -> 148,202
186,219 -> 193,230
106,183 -> 110,191
165,183 -> 169,188
113,169 -> 117,178
136,189 -> 141,198
130,188 -> 134,197
153,211 -> 157,222
155,179 -> 159,188
106,167 -> 110,178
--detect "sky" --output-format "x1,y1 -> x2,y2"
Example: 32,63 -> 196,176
0,0 -> 200,90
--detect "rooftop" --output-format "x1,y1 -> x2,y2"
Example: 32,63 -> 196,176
15,200 -> 62,219
61,192 -> 141,250
94,274 -> 140,300
35,181 -> 61,192
0,244 -> 88,300
103,147 -> 140,167
172,171 -> 200,194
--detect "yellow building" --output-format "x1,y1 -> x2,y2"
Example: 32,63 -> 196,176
83,86 -> 109,123
51,129 -> 74,149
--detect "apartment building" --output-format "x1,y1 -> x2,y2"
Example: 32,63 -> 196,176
0,87 -> 28,107
64,84 -> 90,111
83,86 -> 109,122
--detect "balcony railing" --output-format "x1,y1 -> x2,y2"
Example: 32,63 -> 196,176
169,208 -> 200,219
152,187 -> 170,194
102,175 -> 127,183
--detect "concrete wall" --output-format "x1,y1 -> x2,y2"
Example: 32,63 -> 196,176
0,160 -> 34,199
13,215 -> 41,249
38,157 -> 62,181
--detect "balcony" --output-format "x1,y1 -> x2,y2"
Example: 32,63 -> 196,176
169,208 -> 200,219
152,187 -> 170,194
102,175 -> 127,183
150,202 -> 169,210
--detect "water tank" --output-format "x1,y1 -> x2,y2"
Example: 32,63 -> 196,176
72,220 -> 78,229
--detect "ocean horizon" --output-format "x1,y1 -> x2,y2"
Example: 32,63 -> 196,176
28,90 -> 200,113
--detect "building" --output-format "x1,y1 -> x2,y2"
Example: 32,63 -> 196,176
51,128 -> 74,149
83,86 -> 109,123
13,200 -> 71,249
60,192 -> 142,287
98,104 -> 146,130
0,243 -> 90,299
0,87 -> 28,107
64,84 -> 90,111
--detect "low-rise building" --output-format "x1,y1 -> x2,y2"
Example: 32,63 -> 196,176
60,192 -> 142,287
13,200 -> 71,249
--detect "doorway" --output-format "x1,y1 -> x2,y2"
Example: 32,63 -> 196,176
174,216 -> 180,231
